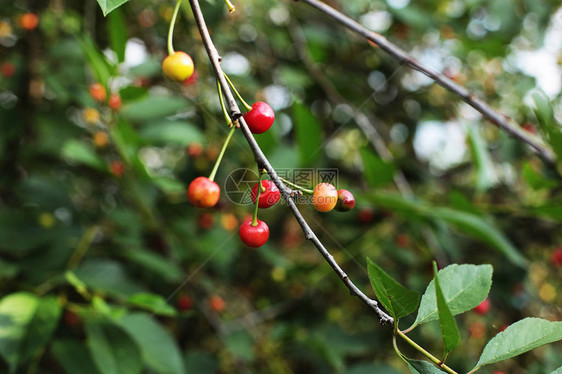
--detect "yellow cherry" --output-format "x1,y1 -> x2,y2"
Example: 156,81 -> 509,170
162,51 -> 194,82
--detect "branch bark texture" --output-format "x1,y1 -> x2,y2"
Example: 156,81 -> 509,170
187,0 -> 393,325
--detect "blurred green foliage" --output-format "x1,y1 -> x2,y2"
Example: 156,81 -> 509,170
0,0 -> 562,373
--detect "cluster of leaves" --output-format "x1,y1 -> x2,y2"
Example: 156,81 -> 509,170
0,0 -> 561,373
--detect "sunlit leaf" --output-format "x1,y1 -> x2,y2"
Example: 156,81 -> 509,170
432,262 -> 460,355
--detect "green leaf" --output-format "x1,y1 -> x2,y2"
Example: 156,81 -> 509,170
473,318 -> 562,370
19,296 -> 62,363
409,264 -> 492,330
432,262 -> 460,355
139,120 -> 204,146
121,96 -> 190,122
96,0 -> 130,16
120,248 -> 183,283
86,320 -> 142,374
126,293 -> 176,317
360,147 -> 395,188
119,313 -> 186,374
61,139 -> 106,171
0,293 -> 62,372
366,193 -> 527,267
467,125 -> 497,191
522,162 -> 559,190
406,359 -> 447,373
0,293 -> 39,372
366,258 -> 420,320
293,101 -> 322,167
107,8 -> 127,62
52,339 -> 101,374
551,366 -> 562,374
185,351 -> 218,374
74,259 -> 147,298
77,35 -> 114,83
531,89 -> 562,160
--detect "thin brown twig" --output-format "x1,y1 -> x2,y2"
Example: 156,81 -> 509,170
187,0 -> 393,325
294,0 -> 556,166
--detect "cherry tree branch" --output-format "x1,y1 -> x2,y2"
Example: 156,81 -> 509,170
294,0 -> 556,166
187,0 -> 393,325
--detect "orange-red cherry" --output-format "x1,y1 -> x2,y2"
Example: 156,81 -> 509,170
251,180 -> 280,209
243,102 -> 274,134
239,219 -> 269,248
187,176 -> 220,208
108,93 -> 122,111
162,51 -> 194,82
89,83 -> 106,102
312,183 -> 337,212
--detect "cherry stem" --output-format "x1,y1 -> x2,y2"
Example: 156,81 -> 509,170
224,0 -> 235,13
217,80 -> 231,125
167,0 -> 183,56
223,72 -> 253,111
208,126 -> 236,182
277,176 -> 314,194
251,171 -> 263,226
396,330 -> 458,374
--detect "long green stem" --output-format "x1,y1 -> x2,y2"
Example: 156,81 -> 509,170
208,126 -> 236,181
223,72 -> 252,111
167,0 -> 183,55
252,172 -> 262,226
217,80 -> 231,124
277,176 -> 314,194
396,330 -> 458,374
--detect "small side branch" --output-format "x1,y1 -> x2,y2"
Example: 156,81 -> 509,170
295,0 -> 556,166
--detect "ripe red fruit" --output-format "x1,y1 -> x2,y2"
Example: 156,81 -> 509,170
89,83 -> 107,102
187,176 -> 220,208
197,212 -> 214,229
395,234 -> 411,248
473,298 -> 491,315
182,69 -> 198,86
1,62 -> 15,78
209,295 -> 225,312
110,161 -> 125,177
108,93 -> 122,111
239,219 -> 269,248
358,208 -> 374,224
550,247 -> 562,266
162,51 -> 194,82
63,310 -> 80,327
312,183 -> 338,212
177,295 -> 193,311
251,180 -> 280,208
186,142 -> 203,158
243,102 -> 275,134
334,189 -> 355,212
19,13 -> 39,30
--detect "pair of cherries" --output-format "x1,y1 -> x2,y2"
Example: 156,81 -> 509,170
312,183 -> 355,213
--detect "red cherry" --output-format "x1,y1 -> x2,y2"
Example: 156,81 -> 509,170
251,180 -> 280,209
550,247 -> 562,266
1,63 -> 15,78
334,189 -> 355,212
358,208 -> 374,224
177,295 -> 193,311
108,93 -> 122,111
187,177 -> 220,208
186,142 -> 203,158
110,161 -> 125,177
239,219 -> 269,248
197,212 -> 214,229
243,102 -> 274,134
473,298 -> 491,315
19,13 -> 39,31
209,295 -> 225,312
